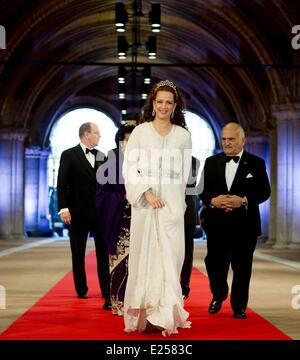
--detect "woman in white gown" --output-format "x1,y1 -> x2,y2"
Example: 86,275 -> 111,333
123,80 -> 192,337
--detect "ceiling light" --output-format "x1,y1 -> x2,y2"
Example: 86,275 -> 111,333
146,36 -> 156,58
115,3 -> 128,28
118,36 -> 129,59
118,65 -> 127,83
118,83 -> 126,99
143,65 -> 151,84
149,4 -> 161,32
121,99 -> 127,114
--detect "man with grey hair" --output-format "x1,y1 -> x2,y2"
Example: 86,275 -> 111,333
200,122 -> 270,319
57,122 -> 111,310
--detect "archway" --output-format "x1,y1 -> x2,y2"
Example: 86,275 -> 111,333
47,108 -> 118,236
185,110 -> 215,173
48,108 -> 118,187
185,111 -> 215,240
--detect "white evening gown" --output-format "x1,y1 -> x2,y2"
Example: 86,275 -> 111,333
123,122 -> 192,336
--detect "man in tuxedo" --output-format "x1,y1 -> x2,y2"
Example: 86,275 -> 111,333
57,122 -> 111,310
200,122 -> 270,318
181,156 -> 200,300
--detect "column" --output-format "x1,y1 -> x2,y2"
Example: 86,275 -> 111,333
0,129 -> 26,240
290,116 -> 300,249
267,128 -> 277,246
25,147 -> 52,236
272,106 -> 300,249
245,132 -> 270,241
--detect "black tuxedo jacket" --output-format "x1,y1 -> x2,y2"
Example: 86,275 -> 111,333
185,156 -> 200,225
200,151 -> 270,237
57,144 -> 106,219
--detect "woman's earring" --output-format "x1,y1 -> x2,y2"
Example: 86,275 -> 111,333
152,108 -> 155,116
171,110 -> 174,119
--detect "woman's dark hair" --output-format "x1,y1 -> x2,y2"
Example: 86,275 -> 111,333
115,124 -> 136,146
139,80 -> 187,129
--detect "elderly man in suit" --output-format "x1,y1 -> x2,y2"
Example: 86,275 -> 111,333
200,122 -> 270,319
57,122 -> 111,310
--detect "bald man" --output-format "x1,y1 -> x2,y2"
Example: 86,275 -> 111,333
200,122 -> 270,318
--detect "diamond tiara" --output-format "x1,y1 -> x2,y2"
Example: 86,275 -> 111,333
155,80 -> 178,98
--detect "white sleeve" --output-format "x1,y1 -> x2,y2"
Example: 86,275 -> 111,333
183,133 -> 192,189
122,127 -> 151,208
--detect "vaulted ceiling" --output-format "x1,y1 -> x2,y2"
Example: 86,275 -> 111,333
0,0 -> 299,146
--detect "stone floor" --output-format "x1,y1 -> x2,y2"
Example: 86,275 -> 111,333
0,237 -> 299,339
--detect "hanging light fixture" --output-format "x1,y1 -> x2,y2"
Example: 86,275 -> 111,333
115,1 -> 161,119
118,65 -> 127,83
149,4 -> 161,32
147,36 -> 156,59
118,36 -> 129,59
115,2 -> 128,32
143,65 -> 151,84
141,84 -> 148,99
118,83 -> 126,99
121,99 -> 128,115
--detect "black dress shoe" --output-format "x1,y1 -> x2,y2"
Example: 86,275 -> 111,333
102,298 -> 112,310
182,291 -> 189,300
208,299 -> 223,314
77,292 -> 88,299
233,310 -> 247,319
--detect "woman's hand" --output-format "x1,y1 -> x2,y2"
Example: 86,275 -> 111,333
144,190 -> 164,209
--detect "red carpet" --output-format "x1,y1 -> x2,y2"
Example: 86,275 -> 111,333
0,251 -> 291,340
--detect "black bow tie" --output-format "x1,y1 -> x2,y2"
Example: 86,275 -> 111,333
225,155 -> 240,163
86,148 -> 97,155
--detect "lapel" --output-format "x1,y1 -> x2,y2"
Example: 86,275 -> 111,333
217,154 -> 228,192
74,144 -> 96,180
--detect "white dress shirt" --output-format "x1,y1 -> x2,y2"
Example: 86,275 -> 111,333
80,142 -> 96,168
225,149 -> 244,191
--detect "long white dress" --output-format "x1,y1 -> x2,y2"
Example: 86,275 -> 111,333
123,122 -> 192,335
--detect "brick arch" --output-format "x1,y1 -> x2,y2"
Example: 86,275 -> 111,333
0,0 -> 297,140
